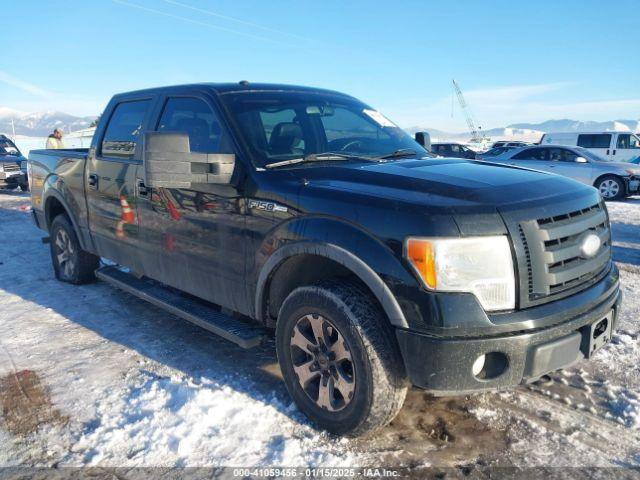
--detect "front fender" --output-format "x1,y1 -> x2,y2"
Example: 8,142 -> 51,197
253,216 -> 421,328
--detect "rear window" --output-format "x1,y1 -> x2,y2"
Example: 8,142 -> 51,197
101,100 -> 151,158
577,134 -> 611,149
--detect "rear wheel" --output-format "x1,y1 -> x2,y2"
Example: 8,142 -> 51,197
595,176 -> 624,200
276,280 -> 408,436
50,214 -> 99,284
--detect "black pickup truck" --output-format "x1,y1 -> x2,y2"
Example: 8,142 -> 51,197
28,83 -> 621,436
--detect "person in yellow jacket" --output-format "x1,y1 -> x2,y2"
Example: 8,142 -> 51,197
46,128 -> 65,149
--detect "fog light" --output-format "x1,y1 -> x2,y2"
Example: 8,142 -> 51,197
472,352 -> 508,380
472,354 -> 486,377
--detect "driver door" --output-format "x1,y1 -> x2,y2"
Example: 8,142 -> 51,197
614,133 -> 640,163
548,148 -> 593,185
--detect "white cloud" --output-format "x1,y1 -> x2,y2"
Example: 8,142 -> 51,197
462,82 -> 573,103
0,70 -> 51,97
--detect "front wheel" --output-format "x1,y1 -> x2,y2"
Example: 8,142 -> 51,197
276,280 -> 408,436
50,214 -> 100,284
595,176 -> 624,200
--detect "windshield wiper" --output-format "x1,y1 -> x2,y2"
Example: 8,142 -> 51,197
375,148 -> 417,160
265,152 -> 373,169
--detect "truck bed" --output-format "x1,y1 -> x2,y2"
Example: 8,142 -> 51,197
28,148 -> 90,234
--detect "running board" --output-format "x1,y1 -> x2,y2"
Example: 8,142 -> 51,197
96,266 -> 266,348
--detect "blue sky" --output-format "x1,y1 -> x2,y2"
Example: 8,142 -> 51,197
2,0 -> 638,131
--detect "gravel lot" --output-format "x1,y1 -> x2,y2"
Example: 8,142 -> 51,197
0,191 -> 639,473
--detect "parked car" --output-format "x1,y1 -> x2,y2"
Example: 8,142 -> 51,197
431,142 -> 477,159
29,82 -> 621,435
491,140 -> 532,149
541,131 -> 640,163
0,134 -> 28,190
485,145 -> 640,200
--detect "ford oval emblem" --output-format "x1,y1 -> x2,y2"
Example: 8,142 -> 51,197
580,233 -> 601,259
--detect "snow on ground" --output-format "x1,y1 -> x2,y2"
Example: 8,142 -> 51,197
0,191 -> 639,471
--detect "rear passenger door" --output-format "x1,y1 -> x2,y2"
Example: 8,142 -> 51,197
86,98 -> 153,273
577,134 -> 613,161
136,94 -> 249,312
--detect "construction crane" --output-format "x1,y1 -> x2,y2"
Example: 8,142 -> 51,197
452,79 -> 488,144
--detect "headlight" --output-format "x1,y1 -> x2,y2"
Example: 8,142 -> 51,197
625,168 -> 640,176
405,236 -> 516,311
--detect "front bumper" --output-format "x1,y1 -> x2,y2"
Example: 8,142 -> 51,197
627,176 -> 640,195
0,172 -> 26,186
396,266 -> 622,394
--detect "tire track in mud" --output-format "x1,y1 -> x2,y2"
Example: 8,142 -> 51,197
494,374 -> 640,461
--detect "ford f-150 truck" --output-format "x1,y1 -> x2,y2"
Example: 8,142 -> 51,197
28,83 -> 621,436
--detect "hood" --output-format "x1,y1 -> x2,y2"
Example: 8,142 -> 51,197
295,158 -> 592,213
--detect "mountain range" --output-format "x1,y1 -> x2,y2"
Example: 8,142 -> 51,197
0,107 -> 97,137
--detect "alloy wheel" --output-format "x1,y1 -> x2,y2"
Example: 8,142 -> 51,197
598,179 -> 620,199
55,229 -> 75,279
289,313 -> 355,412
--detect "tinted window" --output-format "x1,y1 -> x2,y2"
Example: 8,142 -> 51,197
102,100 -> 150,158
549,148 -> 578,162
512,148 -> 549,161
616,134 -> 640,149
577,134 -> 611,149
157,97 -> 230,153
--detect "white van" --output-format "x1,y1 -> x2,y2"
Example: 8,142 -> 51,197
540,131 -> 640,162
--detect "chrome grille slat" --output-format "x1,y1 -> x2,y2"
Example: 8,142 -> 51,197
546,249 -> 610,285
542,228 -> 609,264
2,164 -> 19,172
516,201 -> 611,305
537,209 -> 607,241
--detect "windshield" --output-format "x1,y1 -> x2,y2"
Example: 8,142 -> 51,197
0,137 -> 21,156
219,90 -> 429,168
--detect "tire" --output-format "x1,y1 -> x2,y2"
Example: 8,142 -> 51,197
50,214 -> 100,284
276,279 -> 408,436
595,175 -> 624,201
19,182 -> 29,192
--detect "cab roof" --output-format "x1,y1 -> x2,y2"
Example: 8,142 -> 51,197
111,82 -> 356,100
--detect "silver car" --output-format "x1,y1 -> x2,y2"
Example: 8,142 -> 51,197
483,145 -> 640,200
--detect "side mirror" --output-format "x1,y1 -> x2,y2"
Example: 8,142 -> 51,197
143,131 -> 235,188
575,156 -> 588,163
414,131 -> 431,151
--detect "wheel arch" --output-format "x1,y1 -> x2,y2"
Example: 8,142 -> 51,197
43,189 -> 88,250
255,242 -> 409,329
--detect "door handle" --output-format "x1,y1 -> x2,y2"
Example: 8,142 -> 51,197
88,173 -> 98,188
606,149 -> 610,155
137,178 -> 150,196
613,150 -> 616,155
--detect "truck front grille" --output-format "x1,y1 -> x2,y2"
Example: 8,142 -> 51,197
514,201 -> 611,307
2,164 -> 19,172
